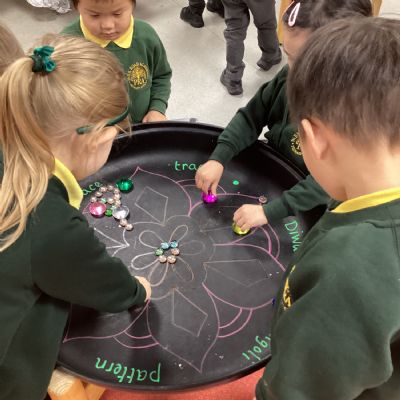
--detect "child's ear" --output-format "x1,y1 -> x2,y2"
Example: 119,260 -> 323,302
300,118 -> 330,160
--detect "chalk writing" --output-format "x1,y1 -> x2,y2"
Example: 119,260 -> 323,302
81,181 -> 102,196
95,357 -> 161,384
284,220 -> 303,252
174,161 -> 201,171
242,335 -> 271,363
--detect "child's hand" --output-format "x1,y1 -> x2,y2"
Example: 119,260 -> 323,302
195,160 -> 224,195
233,204 -> 268,231
135,276 -> 152,301
142,110 -> 167,123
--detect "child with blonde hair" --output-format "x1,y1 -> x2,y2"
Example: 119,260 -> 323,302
0,34 -> 151,400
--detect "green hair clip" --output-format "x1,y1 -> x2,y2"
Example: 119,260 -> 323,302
30,46 -> 56,73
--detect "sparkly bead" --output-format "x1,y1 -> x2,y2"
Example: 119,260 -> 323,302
113,188 -> 120,195
114,200 -> 122,207
100,198 -> 107,204
116,178 -> 134,193
112,205 -> 130,220
155,248 -> 164,256
232,222 -> 250,236
160,242 -> 170,250
107,184 -> 115,192
125,223 -> 134,231
105,209 -> 113,217
89,202 -> 106,218
95,191 -> 103,198
171,248 -> 180,256
113,193 -> 121,200
99,186 -> 107,193
202,191 -> 218,204
107,197 -> 115,205
158,255 -> 167,263
90,196 -> 97,203
170,240 -> 179,249
258,195 -> 268,204
167,255 -> 177,264
119,218 -> 128,227
111,205 -> 117,211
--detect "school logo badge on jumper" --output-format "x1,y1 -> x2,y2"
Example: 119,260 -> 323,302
127,62 -> 149,89
282,265 -> 296,310
291,132 -> 302,156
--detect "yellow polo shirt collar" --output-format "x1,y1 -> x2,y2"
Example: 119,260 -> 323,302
80,16 -> 134,48
53,159 -> 83,209
333,187 -> 400,213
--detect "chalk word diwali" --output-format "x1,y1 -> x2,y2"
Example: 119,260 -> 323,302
95,357 -> 161,384
284,220 -> 303,252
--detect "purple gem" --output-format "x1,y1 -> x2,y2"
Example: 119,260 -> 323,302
202,191 -> 218,204
89,202 -> 107,218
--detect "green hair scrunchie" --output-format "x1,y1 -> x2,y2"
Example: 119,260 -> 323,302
30,46 -> 56,73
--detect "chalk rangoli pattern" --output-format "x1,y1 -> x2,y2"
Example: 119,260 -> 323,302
64,168 -> 285,372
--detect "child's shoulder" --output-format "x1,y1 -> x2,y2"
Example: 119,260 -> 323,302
134,19 -> 162,42
61,17 -> 81,36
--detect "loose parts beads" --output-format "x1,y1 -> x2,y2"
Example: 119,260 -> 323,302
154,241 -> 180,264
89,180 -> 134,232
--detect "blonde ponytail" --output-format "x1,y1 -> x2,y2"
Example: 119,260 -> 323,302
0,34 -> 129,251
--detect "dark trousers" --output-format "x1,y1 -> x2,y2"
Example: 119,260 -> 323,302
189,0 -> 223,13
222,0 -> 280,80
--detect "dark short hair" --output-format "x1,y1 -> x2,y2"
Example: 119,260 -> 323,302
283,0 -> 372,31
72,0 -> 136,8
288,17 -> 400,147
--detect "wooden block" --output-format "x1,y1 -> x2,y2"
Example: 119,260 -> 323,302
84,382 -> 106,400
48,369 -> 89,400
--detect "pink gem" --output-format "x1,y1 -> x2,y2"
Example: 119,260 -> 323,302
202,191 -> 218,204
89,202 -> 107,218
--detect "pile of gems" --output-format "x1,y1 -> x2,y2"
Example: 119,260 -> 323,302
88,178 -> 134,232
154,240 -> 180,264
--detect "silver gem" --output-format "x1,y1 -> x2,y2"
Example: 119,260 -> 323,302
99,186 -> 107,193
90,196 -> 97,203
125,223 -> 134,231
113,193 -> 121,200
119,218 -> 128,227
95,191 -> 102,197
113,188 -> 120,194
167,255 -> 177,264
107,184 -> 115,192
112,205 -> 130,220
258,195 -> 268,204
114,200 -> 122,207
158,255 -> 167,263
107,197 -> 115,205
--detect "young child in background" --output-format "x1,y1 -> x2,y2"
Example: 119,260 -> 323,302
219,0 -> 281,95
0,34 -> 151,400
256,16 -> 400,399
196,0 -> 372,232
180,0 -> 224,28
62,0 -> 172,124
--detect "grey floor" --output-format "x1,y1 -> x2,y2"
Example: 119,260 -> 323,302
1,0 -> 399,127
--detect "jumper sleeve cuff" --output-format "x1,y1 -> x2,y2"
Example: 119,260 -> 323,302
149,99 -> 167,115
134,280 -> 148,305
209,143 -> 236,165
263,198 -> 291,224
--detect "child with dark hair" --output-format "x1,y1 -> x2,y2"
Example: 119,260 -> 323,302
196,0 -> 372,232
255,16 -> 400,399
62,0 -> 172,124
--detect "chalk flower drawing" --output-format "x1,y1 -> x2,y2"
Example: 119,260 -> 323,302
64,168 -> 285,372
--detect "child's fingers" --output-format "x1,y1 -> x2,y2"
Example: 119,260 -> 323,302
210,180 -> 219,195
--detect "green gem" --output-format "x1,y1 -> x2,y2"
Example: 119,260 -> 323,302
100,198 -> 107,204
232,222 -> 250,236
232,180 -> 240,186
155,248 -> 164,256
116,178 -> 134,193
105,209 -> 113,217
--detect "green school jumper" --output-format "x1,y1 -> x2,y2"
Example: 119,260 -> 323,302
256,189 -> 400,400
209,66 -> 329,222
0,157 -> 147,400
62,18 -> 172,124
